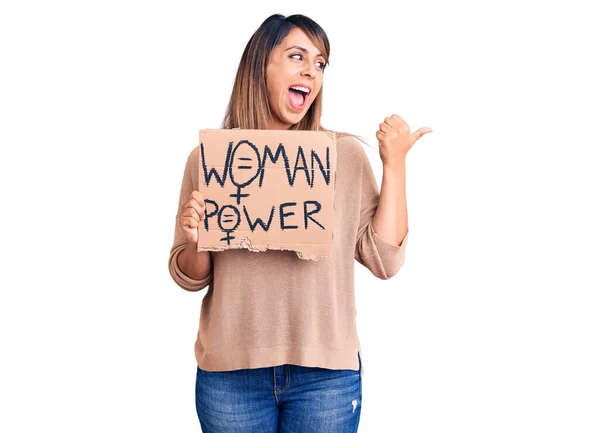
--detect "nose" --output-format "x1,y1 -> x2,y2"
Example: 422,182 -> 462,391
302,62 -> 317,78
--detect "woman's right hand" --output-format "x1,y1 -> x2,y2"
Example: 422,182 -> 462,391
178,191 -> 206,244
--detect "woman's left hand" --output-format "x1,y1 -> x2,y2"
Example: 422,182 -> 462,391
376,114 -> 433,170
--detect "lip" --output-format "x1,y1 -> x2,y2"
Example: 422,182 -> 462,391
288,83 -> 312,95
288,83 -> 311,110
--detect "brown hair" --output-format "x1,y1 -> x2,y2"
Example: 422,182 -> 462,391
220,13 -> 372,148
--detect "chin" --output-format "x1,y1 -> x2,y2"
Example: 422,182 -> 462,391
282,113 -> 303,126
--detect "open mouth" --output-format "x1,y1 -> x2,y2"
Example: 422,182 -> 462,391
288,86 -> 310,109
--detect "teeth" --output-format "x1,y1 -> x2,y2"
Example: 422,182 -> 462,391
290,85 -> 310,94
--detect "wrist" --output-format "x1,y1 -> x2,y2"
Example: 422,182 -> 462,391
383,158 -> 406,176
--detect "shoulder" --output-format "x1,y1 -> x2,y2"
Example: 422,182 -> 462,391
186,145 -> 199,165
180,145 -> 200,177
178,145 -> 200,189
335,134 -> 371,171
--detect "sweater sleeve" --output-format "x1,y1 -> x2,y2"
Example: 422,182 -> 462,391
168,147 -> 213,292
354,146 -> 408,280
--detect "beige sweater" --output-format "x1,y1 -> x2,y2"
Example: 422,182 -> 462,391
168,135 -> 408,377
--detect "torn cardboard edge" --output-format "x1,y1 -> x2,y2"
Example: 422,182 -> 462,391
197,239 -> 332,261
196,128 -> 337,260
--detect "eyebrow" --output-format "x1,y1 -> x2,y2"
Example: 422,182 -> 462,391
285,45 -> 325,59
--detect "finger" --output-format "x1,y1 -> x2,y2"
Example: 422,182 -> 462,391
391,114 -> 406,125
379,122 -> 392,132
384,116 -> 400,128
376,130 -> 385,143
185,199 -> 205,219
183,216 -> 199,228
390,114 -> 409,132
181,207 -> 201,221
191,190 -> 206,204
179,213 -> 198,231
411,127 -> 433,141
182,205 -> 200,222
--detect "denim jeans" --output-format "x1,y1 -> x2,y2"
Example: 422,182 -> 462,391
195,352 -> 362,433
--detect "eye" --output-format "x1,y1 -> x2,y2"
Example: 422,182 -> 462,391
290,53 -> 326,71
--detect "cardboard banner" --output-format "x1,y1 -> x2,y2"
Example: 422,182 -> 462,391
197,129 -> 337,260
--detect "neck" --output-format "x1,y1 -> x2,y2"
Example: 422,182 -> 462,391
266,116 -> 292,131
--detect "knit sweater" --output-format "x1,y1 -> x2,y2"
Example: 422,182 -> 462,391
168,134 -> 409,377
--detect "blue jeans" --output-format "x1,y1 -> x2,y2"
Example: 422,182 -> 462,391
195,352 -> 362,433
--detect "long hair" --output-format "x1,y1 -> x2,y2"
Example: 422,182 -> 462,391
220,13 -> 371,148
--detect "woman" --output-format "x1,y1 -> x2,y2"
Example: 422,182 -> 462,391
168,13 -> 432,433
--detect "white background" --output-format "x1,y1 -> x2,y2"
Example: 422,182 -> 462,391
1,0 -> 599,432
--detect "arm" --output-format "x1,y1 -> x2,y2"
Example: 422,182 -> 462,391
168,147 -> 213,292
177,243 -> 212,281
356,113 -> 431,278
371,159 -> 408,246
354,146 -> 408,280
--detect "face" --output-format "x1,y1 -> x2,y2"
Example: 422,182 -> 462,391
265,27 -> 326,130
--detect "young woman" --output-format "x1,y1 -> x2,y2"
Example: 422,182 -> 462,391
168,13 -> 432,433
